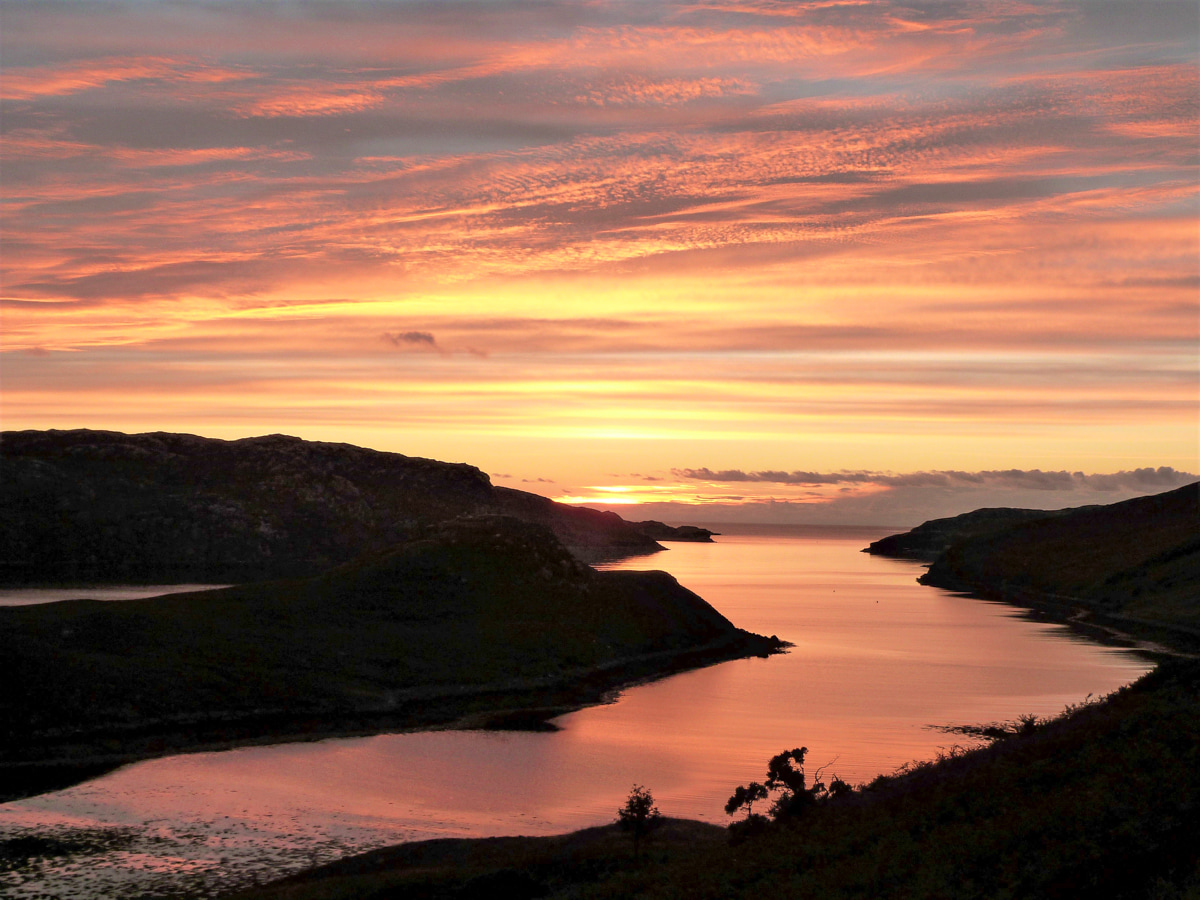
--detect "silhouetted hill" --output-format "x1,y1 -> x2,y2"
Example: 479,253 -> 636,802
0,429 -> 666,585
868,484 -> 1199,638
917,483 -> 1200,633
632,520 -> 717,542
864,507 -> 1072,561
489,486 -> 674,560
0,514 -> 780,795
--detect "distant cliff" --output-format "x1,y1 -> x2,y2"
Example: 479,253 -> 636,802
0,514 -> 781,786
0,430 -> 668,585
632,520 -> 717,542
870,483 -> 1200,637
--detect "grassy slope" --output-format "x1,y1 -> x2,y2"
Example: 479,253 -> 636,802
2,516 -> 775,788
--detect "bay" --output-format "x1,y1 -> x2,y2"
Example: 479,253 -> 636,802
0,527 -> 1152,898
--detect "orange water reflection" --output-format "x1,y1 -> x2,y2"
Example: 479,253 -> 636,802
0,528 -> 1152,898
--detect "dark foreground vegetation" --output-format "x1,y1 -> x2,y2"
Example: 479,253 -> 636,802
1,515 -> 780,801
0,429 -> 713,586
226,659 -> 1200,900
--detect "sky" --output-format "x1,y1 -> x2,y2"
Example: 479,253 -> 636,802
2,0 -> 1197,525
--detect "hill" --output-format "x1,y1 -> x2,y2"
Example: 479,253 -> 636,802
864,507 -> 1072,561
914,483 -> 1200,636
0,515 -> 780,800
0,429 -> 677,585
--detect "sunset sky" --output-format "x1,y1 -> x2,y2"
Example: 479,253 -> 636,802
3,1 -> 1197,524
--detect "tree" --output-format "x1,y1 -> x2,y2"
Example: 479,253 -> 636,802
724,781 -> 769,818
727,746 -> 852,829
765,747 -> 818,819
616,784 -> 662,861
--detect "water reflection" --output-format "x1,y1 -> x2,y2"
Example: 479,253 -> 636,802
0,528 -> 1152,898
0,585 -> 229,607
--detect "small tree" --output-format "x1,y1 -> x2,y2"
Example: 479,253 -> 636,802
727,746 -> 852,830
765,747 -> 819,819
724,781 -> 769,819
616,784 -> 662,861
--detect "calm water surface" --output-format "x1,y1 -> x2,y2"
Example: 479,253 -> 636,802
0,585 -> 229,607
1,527 -> 1152,898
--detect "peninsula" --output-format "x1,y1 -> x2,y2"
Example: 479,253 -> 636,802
1,515 -> 781,800
868,482 -> 1200,649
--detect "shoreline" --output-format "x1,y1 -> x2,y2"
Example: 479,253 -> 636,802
228,655 -> 1200,900
1,629 -> 785,804
915,570 -> 1200,660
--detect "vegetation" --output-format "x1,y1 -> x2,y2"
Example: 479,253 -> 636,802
725,746 -> 852,837
616,785 -> 663,860
916,483 -> 1199,637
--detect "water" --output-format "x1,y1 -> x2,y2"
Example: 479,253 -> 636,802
0,585 -> 229,607
0,527 -> 1152,898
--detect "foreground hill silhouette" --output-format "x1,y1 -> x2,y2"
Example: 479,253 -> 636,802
0,429 -> 709,586
1,515 -> 780,800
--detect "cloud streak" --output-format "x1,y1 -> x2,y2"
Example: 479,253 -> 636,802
674,467 -> 1197,493
1,1 -> 1195,495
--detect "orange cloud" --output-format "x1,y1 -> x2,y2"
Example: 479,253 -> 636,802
0,56 -> 247,100
2,0 -> 1196,490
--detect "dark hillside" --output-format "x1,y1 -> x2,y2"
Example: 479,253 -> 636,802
0,515 -> 779,796
865,507 -> 1071,561
0,429 -> 664,585
919,483 -> 1200,632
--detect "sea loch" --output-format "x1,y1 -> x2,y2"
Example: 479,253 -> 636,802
0,526 -> 1151,898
